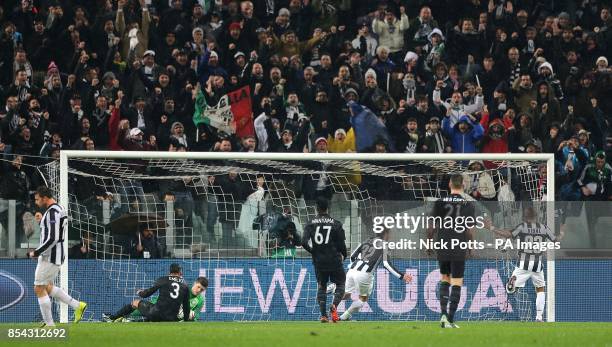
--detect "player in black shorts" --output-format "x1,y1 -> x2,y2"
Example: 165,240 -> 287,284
427,175 -> 475,328
302,197 -> 347,323
103,263 -> 191,322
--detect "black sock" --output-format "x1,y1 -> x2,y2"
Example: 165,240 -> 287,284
448,285 -> 461,323
317,284 -> 327,317
332,283 -> 345,308
111,304 -> 135,320
439,281 -> 450,315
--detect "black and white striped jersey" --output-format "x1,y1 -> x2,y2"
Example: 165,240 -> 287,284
33,203 -> 67,265
511,222 -> 556,272
348,237 -> 403,279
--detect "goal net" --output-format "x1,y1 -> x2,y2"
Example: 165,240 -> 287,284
46,152 -> 555,323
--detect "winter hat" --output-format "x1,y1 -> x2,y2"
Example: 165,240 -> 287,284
468,160 -> 485,169
538,61 -> 553,75
558,12 -> 570,20
314,137 -> 327,145
229,22 -> 242,31
192,27 -> 203,36
596,56 -> 608,66
130,128 -> 144,137
102,71 -> 116,81
209,51 -> 219,59
403,51 -> 418,63
525,138 -> 542,150
47,61 -> 59,74
535,56 -> 547,65
278,8 -> 290,17
343,88 -> 359,99
335,128 -> 347,137
427,28 -> 445,42
365,68 -> 377,81
577,129 -> 590,138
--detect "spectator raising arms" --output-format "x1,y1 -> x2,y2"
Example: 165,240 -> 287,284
0,0 -> 609,251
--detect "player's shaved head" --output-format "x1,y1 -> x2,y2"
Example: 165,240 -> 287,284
449,175 -> 463,190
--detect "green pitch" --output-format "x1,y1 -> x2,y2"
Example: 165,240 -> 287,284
2,322 -> 611,347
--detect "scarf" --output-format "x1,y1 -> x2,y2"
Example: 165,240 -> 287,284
128,28 -> 139,50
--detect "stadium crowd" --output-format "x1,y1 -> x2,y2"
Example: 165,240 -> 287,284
0,0 -> 611,214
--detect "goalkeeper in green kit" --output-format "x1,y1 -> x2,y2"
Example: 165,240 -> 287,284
114,277 -> 207,322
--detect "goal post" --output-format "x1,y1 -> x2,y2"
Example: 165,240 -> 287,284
545,156 -> 555,323
59,150 -> 69,324
58,150 -> 555,323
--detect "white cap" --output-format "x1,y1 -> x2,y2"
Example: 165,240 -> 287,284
596,56 -> 608,66
209,51 -> 219,59
365,68 -> 377,80
314,137 -> 327,145
403,51 -> 418,63
130,128 -> 144,137
143,50 -> 156,57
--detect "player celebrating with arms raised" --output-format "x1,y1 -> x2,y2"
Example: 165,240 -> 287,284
104,263 -> 191,322
427,175 -> 476,328
485,205 -> 556,322
340,227 -> 412,321
302,197 -> 347,323
29,186 -> 88,326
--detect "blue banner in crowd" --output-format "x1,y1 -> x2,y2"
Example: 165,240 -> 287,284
0,259 -> 610,322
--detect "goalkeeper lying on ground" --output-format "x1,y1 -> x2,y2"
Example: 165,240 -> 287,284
122,277 -> 208,322
103,264 -> 207,322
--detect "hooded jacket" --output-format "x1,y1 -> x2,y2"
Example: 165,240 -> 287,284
482,118 -> 509,153
462,160 -> 496,199
442,115 -> 484,153
537,62 -> 564,100
432,89 -> 484,128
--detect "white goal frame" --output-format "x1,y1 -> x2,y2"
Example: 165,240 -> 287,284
58,151 -> 556,323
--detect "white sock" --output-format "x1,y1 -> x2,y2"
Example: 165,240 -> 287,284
38,295 -> 55,326
340,300 -> 364,320
49,286 -> 80,309
535,292 -> 545,320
